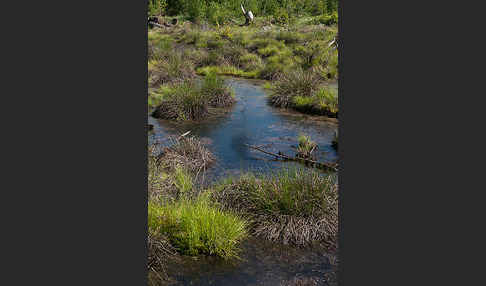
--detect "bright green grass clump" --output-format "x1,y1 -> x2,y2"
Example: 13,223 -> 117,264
315,87 -> 338,114
148,196 -> 248,259
151,80 -> 208,121
297,134 -> 317,157
196,65 -> 258,78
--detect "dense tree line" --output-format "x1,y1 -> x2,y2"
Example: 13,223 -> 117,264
148,0 -> 338,23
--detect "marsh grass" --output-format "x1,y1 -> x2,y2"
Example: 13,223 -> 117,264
197,65 -> 259,78
270,68 -> 321,108
212,168 -> 338,248
148,52 -> 196,87
160,135 -> 215,175
315,87 -> 338,115
297,134 -> 317,159
201,72 -> 236,107
148,195 -> 248,259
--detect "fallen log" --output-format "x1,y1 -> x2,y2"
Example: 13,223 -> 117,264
244,144 -> 338,171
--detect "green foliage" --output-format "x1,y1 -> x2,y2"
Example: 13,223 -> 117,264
149,0 -> 339,23
148,0 -> 168,16
214,168 -> 338,218
273,7 -> 290,25
297,134 -> 317,157
239,52 -> 264,71
197,65 -> 259,79
182,0 -> 206,21
201,72 -> 236,107
206,2 -> 232,25
148,196 -> 248,258
316,87 -> 338,114
314,11 -> 338,25
173,166 -> 193,195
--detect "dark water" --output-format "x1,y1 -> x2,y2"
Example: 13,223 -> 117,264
149,78 -> 338,285
164,238 -> 337,286
149,78 -> 338,182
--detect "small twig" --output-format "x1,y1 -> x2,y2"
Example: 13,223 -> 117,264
244,144 -> 337,171
179,130 -> 191,138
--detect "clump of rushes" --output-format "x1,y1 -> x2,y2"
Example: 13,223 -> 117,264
315,87 -> 338,116
297,134 -> 317,159
148,195 -> 248,259
201,72 -> 235,107
159,135 -> 215,174
270,68 -> 321,108
148,52 -> 196,87
290,87 -> 338,117
239,52 -> 264,72
212,168 -> 338,249
152,80 -> 208,121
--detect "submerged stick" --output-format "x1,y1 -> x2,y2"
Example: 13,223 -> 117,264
244,144 -> 338,171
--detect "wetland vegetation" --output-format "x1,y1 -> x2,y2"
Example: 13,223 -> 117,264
147,1 -> 339,285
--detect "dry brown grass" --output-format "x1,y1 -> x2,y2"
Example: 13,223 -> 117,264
147,233 -> 178,285
148,53 -> 196,88
159,135 -> 215,174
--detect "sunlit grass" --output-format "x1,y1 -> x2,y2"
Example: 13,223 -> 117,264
148,195 -> 248,259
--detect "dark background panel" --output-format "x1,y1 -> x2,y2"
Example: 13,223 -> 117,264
1,0 -> 480,285
2,1 -> 148,285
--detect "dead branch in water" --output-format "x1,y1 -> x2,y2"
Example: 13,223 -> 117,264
244,144 -> 338,171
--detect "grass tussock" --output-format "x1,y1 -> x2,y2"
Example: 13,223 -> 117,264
148,52 -> 196,87
297,134 -> 317,159
148,195 -> 248,259
148,136 -> 247,261
201,72 -> 236,107
212,168 -> 338,249
151,72 -> 235,121
270,68 -> 321,108
269,68 -> 338,117
152,80 -> 208,121
159,135 -> 215,174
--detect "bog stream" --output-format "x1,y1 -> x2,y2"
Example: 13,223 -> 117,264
148,78 -> 338,285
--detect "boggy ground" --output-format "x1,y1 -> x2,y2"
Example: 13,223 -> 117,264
148,136 -> 338,285
148,15 -> 338,119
